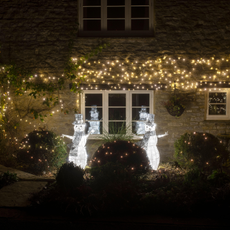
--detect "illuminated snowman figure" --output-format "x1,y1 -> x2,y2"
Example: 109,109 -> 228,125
62,114 -> 94,169
88,105 -> 100,134
136,114 -> 168,170
135,106 -> 148,135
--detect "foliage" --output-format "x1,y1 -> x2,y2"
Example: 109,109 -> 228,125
91,140 -> 150,175
183,168 -> 206,185
0,171 -> 18,189
164,93 -> 185,117
164,94 -> 185,109
31,165 -> 230,218
16,129 -> 68,175
174,132 -> 229,171
101,122 -> 134,142
56,162 -> 84,192
0,115 -> 18,167
90,162 -> 139,190
0,44 -> 108,122
207,170 -> 230,187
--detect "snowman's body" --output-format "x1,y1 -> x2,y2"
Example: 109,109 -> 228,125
88,106 -> 100,134
135,107 -> 148,135
136,114 -> 168,170
62,114 -> 93,169
68,124 -> 88,169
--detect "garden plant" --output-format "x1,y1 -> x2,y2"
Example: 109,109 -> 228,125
0,171 -> 18,189
16,129 -> 68,175
174,132 -> 229,171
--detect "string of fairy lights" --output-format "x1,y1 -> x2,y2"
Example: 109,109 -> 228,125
72,56 -> 230,91
89,133 -> 220,168
1,55 -> 230,161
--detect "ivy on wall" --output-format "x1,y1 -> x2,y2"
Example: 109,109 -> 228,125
0,44 -> 108,155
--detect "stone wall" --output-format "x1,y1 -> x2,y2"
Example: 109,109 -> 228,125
0,0 -> 78,75
1,0 -> 230,162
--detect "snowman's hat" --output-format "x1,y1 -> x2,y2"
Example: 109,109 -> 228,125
72,114 -> 83,125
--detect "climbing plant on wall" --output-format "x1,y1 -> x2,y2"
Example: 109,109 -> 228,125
0,43 -> 108,159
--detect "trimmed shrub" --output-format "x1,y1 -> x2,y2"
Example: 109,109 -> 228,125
90,162 -> 135,190
174,132 -> 229,171
0,171 -> 18,189
91,140 -> 150,175
16,130 -> 68,175
0,121 -> 18,168
56,162 -> 84,191
207,170 -> 230,187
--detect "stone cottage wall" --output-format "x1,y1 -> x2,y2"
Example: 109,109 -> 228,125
1,0 -> 230,162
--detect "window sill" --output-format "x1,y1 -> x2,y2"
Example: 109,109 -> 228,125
78,30 -> 155,38
87,134 -> 143,141
205,116 -> 230,120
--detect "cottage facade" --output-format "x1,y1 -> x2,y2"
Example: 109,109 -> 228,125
1,0 -> 230,162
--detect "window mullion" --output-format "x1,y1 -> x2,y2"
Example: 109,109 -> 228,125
81,93 -> 85,122
126,92 -> 131,135
79,0 -> 83,31
103,91 -> 109,133
126,0 -> 131,30
101,0 -> 107,31
150,91 -> 154,114
149,0 -> 153,30
227,90 -> 230,119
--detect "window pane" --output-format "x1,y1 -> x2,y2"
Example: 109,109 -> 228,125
132,108 -> 149,120
132,94 -> 149,106
131,7 -> 149,18
109,94 -> 126,106
83,0 -> 101,6
107,20 -> 125,30
109,122 -> 126,134
83,20 -> 101,31
83,7 -> 101,18
107,7 -> 125,18
109,108 -> 126,120
209,93 -> 226,103
209,105 -> 226,115
86,121 -> 102,135
85,94 -> 102,106
85,108 -> 102,120
107,0 -> 125,5
132,0 -> 149,5
131,19 -> 149,30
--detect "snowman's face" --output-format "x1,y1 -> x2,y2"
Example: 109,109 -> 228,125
145,123 -> 156,132
74,124 -> 85,132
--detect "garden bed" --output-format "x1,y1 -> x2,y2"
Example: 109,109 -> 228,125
30,162 -> 230,219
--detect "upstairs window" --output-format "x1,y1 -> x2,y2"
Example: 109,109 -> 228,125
78,0 -> 154,37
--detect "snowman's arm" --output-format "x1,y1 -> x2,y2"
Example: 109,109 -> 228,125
158,131 -> 168,138
85,129 -> 95,139
61,134 -> 74,140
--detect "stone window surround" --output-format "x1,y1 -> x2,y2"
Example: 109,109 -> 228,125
80,90 -> 154,139
78,0 -> 155,37
206,88 -> 230,120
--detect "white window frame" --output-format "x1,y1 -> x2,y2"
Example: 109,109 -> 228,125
81,90 -> 154,139
78,0 -> 154,37
206,89 -> 230,120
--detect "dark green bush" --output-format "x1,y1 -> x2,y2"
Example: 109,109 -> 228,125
90,162 -> 137,190
56,162 -> 84,191
0,171 -> 18,189
91,140 -> 149,175
174,132 -> 229,171
0,120 -> 18,168
207,170 -> 230,187
183,169 -> 206,185
16,129 -> 68,175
